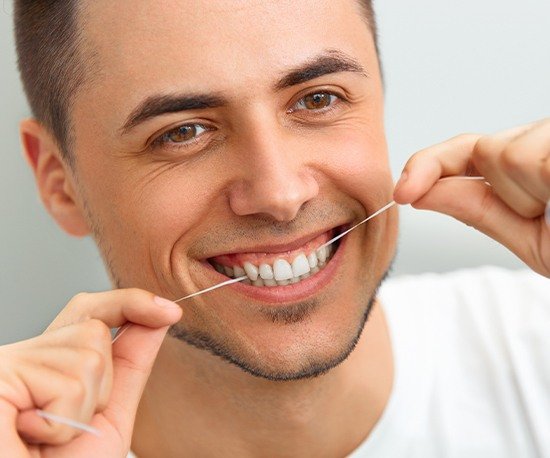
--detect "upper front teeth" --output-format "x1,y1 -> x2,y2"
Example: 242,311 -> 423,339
273,259 -> 293,281
216,244 -> 334,285
291,254 -> 310,277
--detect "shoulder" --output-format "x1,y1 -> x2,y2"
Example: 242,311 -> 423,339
380,265 -> 550,380
380,265 -> 549,319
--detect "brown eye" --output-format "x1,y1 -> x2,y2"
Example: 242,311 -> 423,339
299,92 -> 336,110
162,124 -> 206,144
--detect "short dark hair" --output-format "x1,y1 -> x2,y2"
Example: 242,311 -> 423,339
14,1 -> 89,165
14,1 -> 378,164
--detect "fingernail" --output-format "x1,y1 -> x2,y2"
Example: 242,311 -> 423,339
545,200 -> 550,226
154,296 -> 180,308
396,171 -> 408,187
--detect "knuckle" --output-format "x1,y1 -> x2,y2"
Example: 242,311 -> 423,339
472,136 -> 498,165
69,292 -> 90,306
81,319 -> 111,343
78,349 -> 106,378
63,292 -> 91,316
453,132 -> 480,143
65,377 -> 87,404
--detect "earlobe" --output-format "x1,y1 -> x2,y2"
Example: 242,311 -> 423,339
20,119 -> 91,237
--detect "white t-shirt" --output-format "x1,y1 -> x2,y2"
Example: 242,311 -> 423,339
350,266 -> 550,457
129,266 -> 549,457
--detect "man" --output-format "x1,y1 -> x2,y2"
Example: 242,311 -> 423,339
1,0 -> 548,456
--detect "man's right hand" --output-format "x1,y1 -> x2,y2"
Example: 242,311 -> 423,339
0,289 -> 182,457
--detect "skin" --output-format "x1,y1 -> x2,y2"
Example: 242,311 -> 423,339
1,0 -> 548,456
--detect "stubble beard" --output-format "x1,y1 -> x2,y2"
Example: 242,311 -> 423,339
167,267 -> 391,382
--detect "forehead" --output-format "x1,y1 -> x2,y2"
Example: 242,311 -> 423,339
81,0 -> 373,91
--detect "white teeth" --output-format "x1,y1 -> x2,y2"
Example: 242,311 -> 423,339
291,254 -> 310,277
212,240 -> 336,286
307,252 -> 318,269
317,246 -> 327,263
273,259 -> 293,281
224,266 -> 234,277
259,263 -> 274,280
243,262 -> 259,281
233,266 -> 246,277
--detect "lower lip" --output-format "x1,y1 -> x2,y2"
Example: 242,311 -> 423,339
202,234 -> 347,305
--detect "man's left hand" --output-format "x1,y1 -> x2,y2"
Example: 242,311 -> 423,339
394,118 -> 550,278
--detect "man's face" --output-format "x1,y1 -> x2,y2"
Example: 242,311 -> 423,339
69,0 -> 397,379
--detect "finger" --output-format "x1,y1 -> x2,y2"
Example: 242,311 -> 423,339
15,366 -> 94,445
21,344 -> 112,413
412,178 -> 550,276
29,320 -> 114,411
46,289 -> 182,332
101,323 -> 171,441
473,130 -> 547,218
496,121 -> 550,202
394,124 -> 537,205
394,133 -> 482,204
0,400 -> 28,456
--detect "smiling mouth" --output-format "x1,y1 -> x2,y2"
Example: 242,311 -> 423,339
206,226 -> 344,287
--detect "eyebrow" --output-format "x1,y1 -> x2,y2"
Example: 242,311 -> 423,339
274,49 -> 368,90
120,49 -> 368,134
120,93 -> 227,133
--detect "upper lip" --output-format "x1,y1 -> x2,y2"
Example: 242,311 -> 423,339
203,223 -> 347,260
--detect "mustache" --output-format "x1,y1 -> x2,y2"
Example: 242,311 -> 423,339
191,200 -> 360,256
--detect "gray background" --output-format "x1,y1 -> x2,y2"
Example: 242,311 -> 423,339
1,1 -> 548,344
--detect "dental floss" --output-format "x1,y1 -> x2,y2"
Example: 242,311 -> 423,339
111,322 -> 131,343
316,201 -> 397,252
35,175 -> 490,438
174,275 -> 248,303
35,409 -> 101,437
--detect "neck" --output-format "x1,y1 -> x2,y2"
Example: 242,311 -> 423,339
132,301 -> 393,457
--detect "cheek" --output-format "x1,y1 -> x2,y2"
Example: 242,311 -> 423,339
131,170 -> 221,247
311,125 -> 393,204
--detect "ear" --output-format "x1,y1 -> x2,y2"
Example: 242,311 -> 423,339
20,119 -> 91,237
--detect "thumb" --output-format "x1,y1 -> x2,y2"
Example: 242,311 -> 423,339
410,179 -> 539,263
101,323 -> 171,440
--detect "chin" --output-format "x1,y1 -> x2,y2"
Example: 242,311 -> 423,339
169,264 -> 386,381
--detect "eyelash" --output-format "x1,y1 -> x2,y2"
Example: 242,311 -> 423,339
151,90 -> 345,151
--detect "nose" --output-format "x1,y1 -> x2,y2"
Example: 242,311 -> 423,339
228,127 -> 319,222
